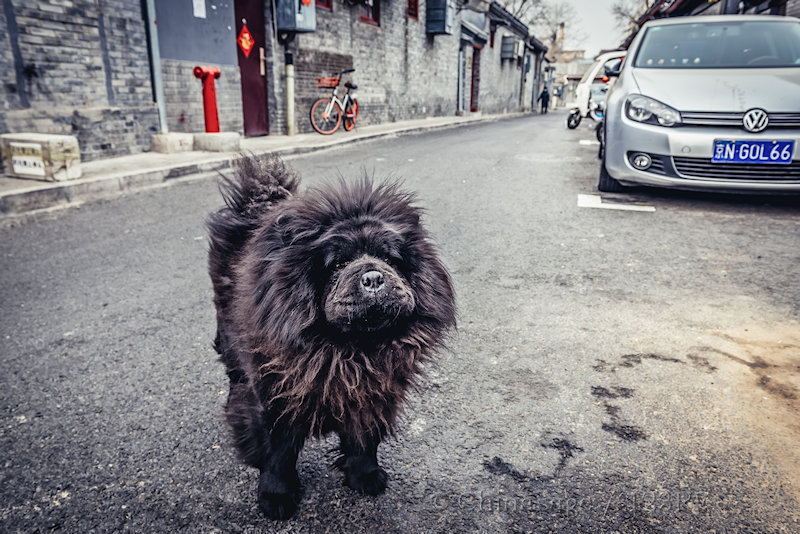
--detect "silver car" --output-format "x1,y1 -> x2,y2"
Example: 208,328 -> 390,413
601,15 -> 800,193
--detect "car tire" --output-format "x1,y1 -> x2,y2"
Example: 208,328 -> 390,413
598,156 -> 625,193
596,121 -> 604,160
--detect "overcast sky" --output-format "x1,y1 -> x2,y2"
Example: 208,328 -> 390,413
564,0 -> 627,58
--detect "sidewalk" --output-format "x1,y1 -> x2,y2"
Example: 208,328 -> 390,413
0,112 -> 523,227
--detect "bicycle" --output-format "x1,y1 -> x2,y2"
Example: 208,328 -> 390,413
310,69 -> 359,135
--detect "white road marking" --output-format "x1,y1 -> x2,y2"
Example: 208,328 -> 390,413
579,139 -> 600,146
577,194 -> 656,212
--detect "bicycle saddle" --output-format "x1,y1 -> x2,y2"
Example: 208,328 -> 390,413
345,81 -> 358,90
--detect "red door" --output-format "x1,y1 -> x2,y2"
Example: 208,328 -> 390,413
234,0 -> 269,136
470,45 -> 481,113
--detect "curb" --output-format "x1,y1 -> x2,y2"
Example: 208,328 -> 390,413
0,112 -> 527,227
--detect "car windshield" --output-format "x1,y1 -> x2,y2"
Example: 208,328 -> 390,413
634,20 -> 800,68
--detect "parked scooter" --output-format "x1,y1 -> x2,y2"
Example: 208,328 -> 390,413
565,50 -> 625,130
567,84 -> 606,129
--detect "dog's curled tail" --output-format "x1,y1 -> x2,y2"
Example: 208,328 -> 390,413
207,155 -> 299,336
207,154 -> 299,269
220,154 -> 300,221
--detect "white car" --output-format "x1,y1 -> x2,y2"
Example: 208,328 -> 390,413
600,15 -> 800,193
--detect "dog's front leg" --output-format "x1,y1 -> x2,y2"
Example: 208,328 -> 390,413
337,432 -> 388,495
257,424 -> 307,520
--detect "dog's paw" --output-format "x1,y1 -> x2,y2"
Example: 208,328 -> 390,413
257,469 -> 300,520
258,491 -> 299,520
345,466 -> 388,495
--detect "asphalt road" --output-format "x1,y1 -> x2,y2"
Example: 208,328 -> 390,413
2,112 -> 799,533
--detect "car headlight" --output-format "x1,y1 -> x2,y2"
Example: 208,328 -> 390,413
625,95 -> 681,127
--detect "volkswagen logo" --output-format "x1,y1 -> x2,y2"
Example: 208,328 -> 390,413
742,108 -> 769,133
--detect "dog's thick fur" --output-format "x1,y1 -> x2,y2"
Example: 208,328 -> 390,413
207,155 -> 456,519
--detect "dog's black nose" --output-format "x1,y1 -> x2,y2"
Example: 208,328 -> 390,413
361,271 -> 384,293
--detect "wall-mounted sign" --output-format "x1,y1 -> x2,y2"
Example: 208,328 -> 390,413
11,142 -> 45,177
192,0 -> 206,19
237,24 -> 255,57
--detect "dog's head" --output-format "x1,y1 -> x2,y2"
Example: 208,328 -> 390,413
247,178 -> 455,348
320,220 -> 417,334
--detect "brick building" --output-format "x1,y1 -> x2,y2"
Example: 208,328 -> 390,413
0,0 -> 159,161
1,0 -> 547,161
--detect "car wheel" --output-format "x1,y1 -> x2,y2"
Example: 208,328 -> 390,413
598,156 -> 625,193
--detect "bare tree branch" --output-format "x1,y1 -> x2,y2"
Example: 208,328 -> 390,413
496,0 -> 586,51
611,0 -> 652,31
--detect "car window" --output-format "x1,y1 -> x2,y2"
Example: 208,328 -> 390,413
634,20 -> 800,68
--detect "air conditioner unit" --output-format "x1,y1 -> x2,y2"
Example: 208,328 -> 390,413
426,0 -> 457,34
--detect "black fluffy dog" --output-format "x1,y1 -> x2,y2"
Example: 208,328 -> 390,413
207,155 -> 456,519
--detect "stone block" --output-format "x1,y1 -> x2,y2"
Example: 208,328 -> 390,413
0,133 -> 82,181
152,132 -> 194,153
193,132 -> 241,152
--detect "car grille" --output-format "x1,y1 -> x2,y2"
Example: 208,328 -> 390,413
681,111 -> 800,129
673,156 -> 800,181
647,155 -> 668,175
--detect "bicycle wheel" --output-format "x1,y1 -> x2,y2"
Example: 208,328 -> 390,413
310,98 -> 342,135
343,99 -> 358,131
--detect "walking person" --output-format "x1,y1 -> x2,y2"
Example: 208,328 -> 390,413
538,87 -> 550,114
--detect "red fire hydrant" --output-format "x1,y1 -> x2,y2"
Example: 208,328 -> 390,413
193,66 -> 221,133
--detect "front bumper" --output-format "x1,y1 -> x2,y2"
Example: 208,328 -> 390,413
604,116 -> 800,192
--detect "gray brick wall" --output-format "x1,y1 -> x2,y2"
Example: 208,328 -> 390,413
286,0 -> 461,134
0,0 -> 158,161
2,0 -> 540,156
268,1 -> 533,134
9,1 -> 107,107
161,60 -> 243,135
264,0 -> 284,136
0,4 -> 22,117
479,26 -> 526,114
101,1 -> 154,109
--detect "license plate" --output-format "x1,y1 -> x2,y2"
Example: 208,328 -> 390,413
712,139 -> 794,164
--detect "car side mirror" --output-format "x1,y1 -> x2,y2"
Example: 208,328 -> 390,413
604,59 -> 623,78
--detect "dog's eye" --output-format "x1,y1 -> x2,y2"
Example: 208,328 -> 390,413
384,256 -> 404,268
333,262 -> 346,271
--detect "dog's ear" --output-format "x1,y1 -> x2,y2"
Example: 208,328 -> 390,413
410,245 -> 457,332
